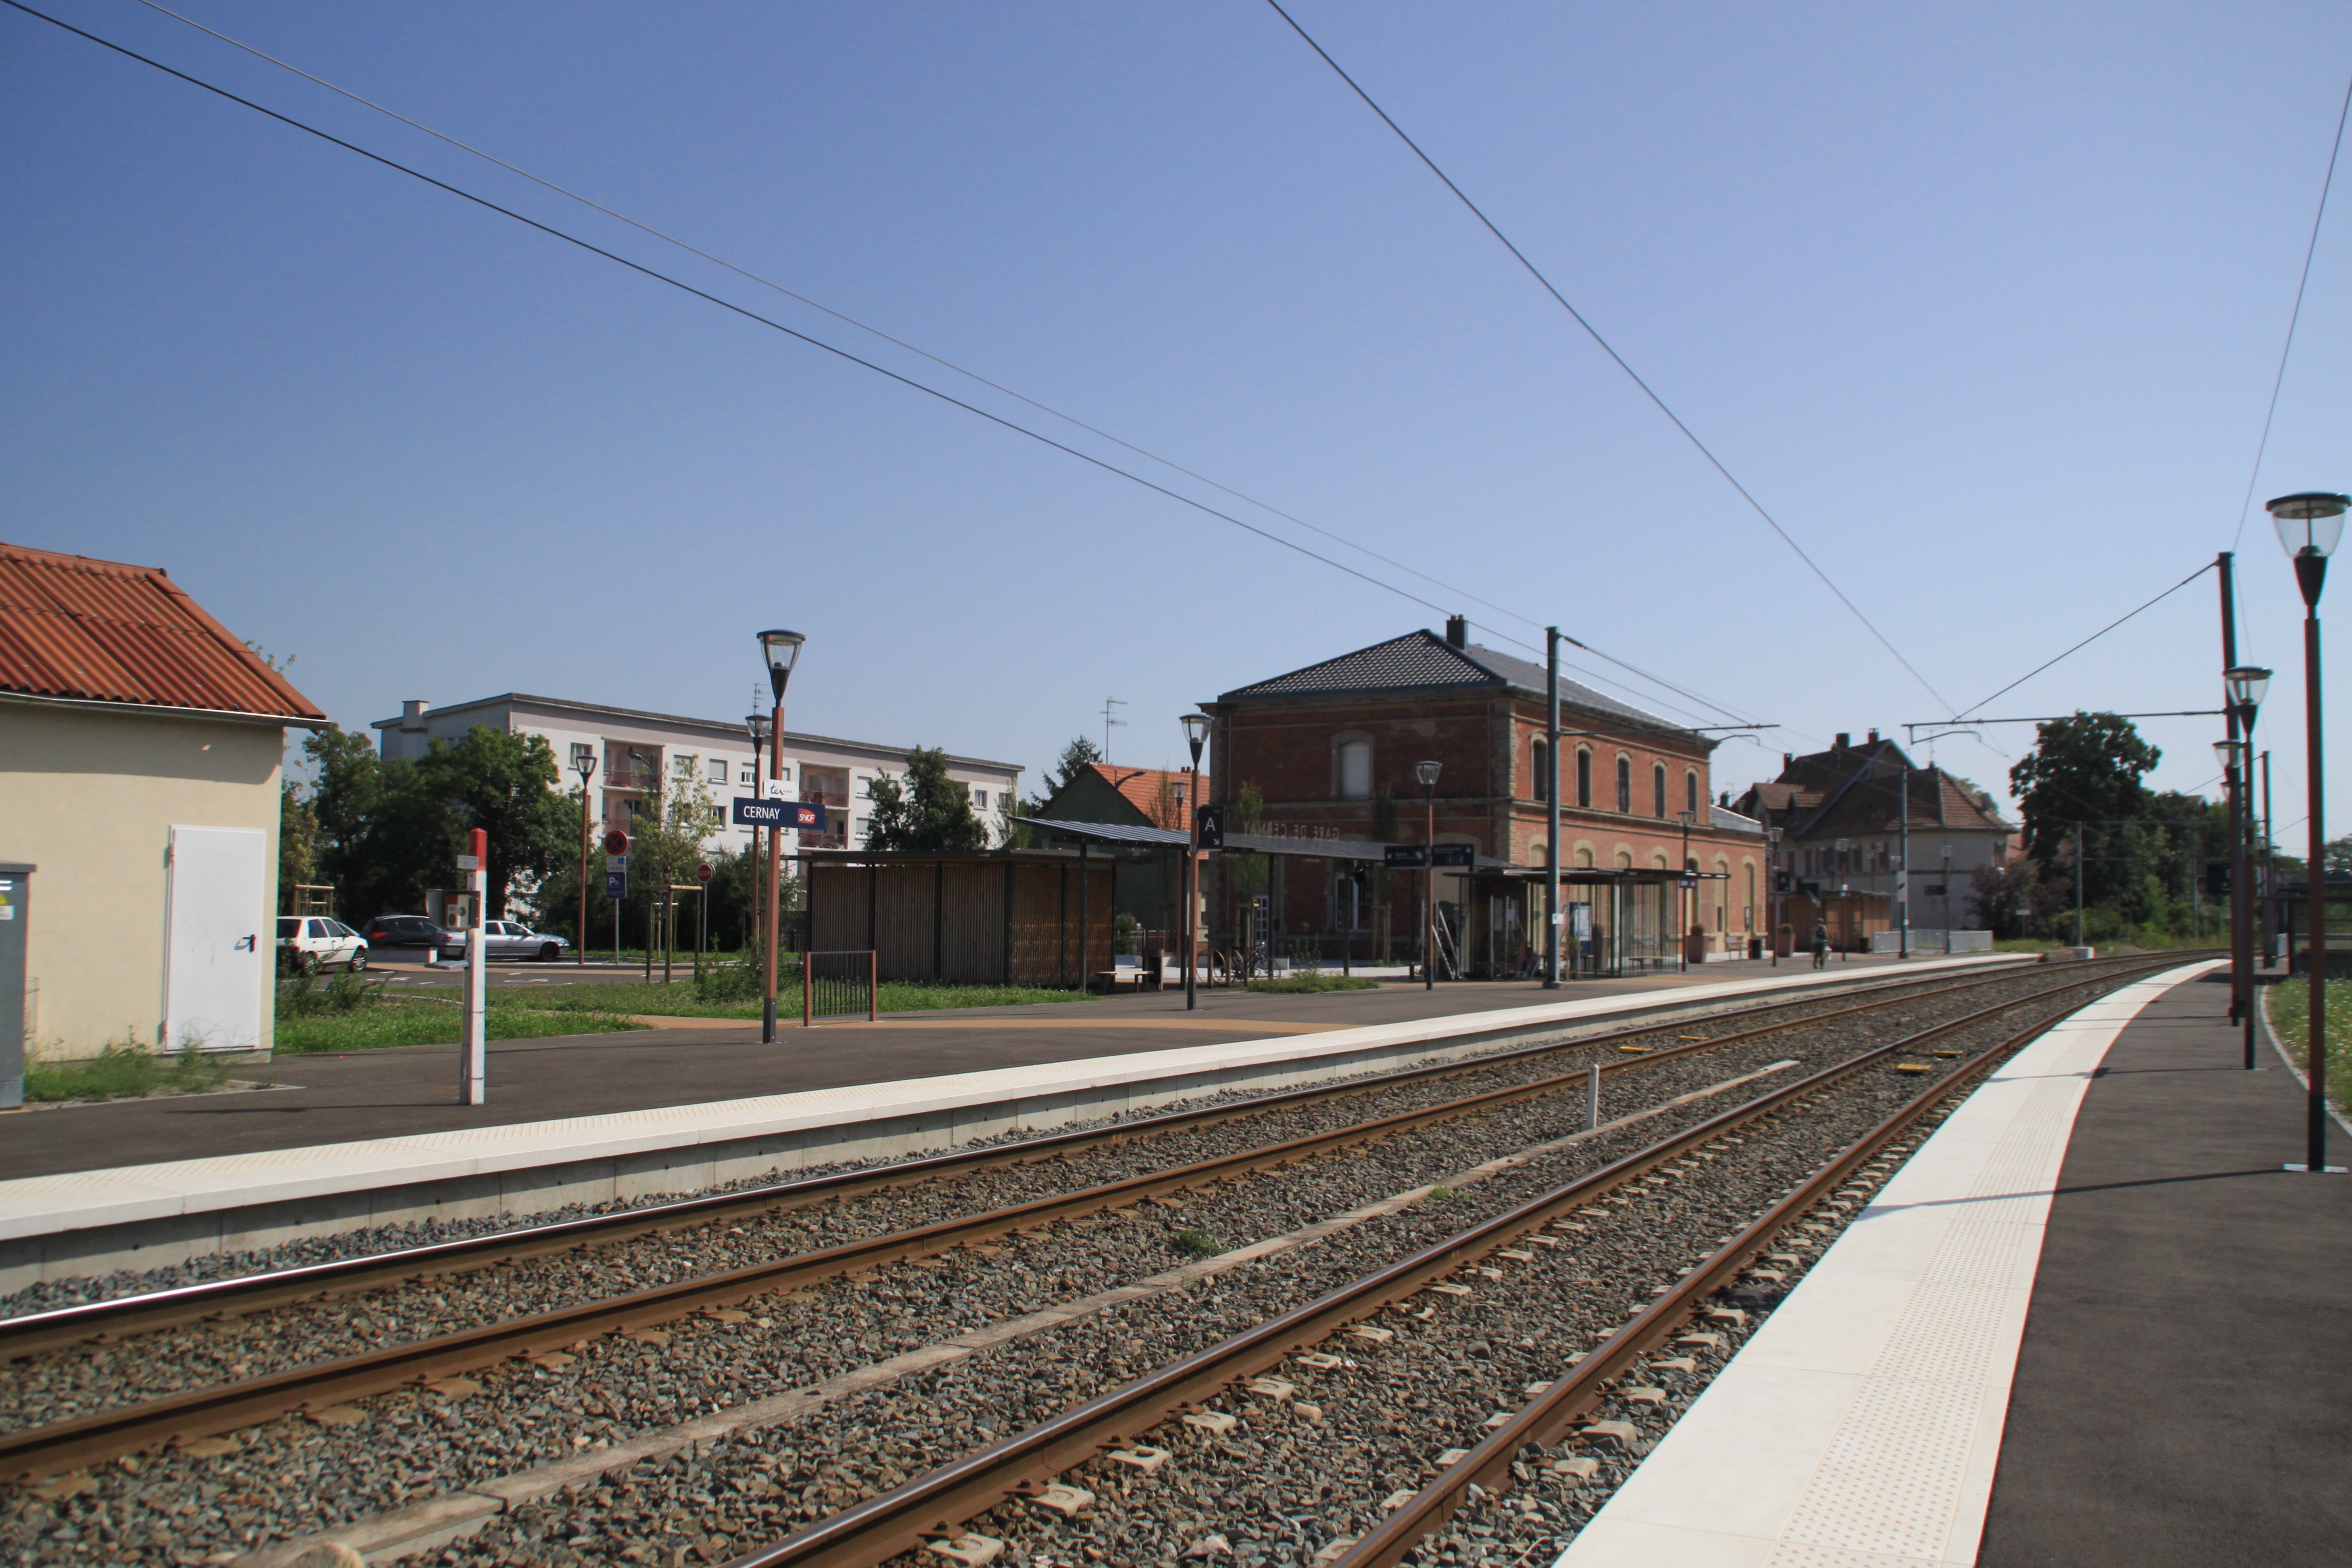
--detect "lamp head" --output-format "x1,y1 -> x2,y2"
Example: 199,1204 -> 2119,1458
1677,809 -> 1697,827
2267,493 -> 2345,606
1180,712 -> 1210,764
2225,664 -> 2271,716
2213,739 -> 2245,774
1765,826 -> 1782,846
1415,759 -> 1441,789
746,713 -> 773,744
757,629 -> 806,699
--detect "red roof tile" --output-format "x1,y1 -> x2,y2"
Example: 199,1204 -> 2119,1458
0,542 -> 324,721
1086,763 -> 1211,830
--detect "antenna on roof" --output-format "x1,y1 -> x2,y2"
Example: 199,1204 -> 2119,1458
1101,696 -> 1127,763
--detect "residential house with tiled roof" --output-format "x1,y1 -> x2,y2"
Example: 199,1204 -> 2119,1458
1733,731 -> 2013,949
0,542 -> 328,1080
1201,619 -> 1766,973
1028,762 -> 1210,935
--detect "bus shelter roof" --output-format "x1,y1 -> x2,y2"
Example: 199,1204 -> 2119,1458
1013,816 -> 1516,869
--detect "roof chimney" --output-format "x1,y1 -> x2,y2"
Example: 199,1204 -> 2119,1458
1445,615 -> 1468,649
1867,729 -> 1879,744
1834,732 -> 1850,750
1783,752 -> 1793,767
401,699 -> 430,728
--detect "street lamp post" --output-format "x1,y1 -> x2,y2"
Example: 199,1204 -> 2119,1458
1181,713 -> 1210,1011
1676,808 -> 1698,973
757,630 -> 805,1045
2215,737 -> 2249,1050
2265,492 -> 2343,1174
1940,842 -> 1953,951
2224,666 -> 2271,1069
1834,837 -> 1851,959
1418,760 -> 1441,990
1765,825 -> 1782,966
746,713 -> 772,961
571,751 -> 597,967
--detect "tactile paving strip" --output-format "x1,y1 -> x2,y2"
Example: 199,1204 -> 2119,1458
1554,962 -> 2219,1568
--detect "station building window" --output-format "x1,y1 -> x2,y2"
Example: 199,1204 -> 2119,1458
1336,737 -> 1373,800
1576,747 -> 1593,808
1615,756 -> 1632,814
1532,739 -> 1549,801
1685,770 -> 1700,817
1653,763 -> 1668,818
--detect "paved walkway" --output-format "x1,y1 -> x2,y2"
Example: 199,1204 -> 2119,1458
1975,969 -> 2352,1566
0,955 -> 1985,1182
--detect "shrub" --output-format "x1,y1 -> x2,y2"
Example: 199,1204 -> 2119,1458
26,1043 -> 230,1103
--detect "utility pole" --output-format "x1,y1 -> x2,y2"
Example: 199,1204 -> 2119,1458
1544,628 -> 1562,989
2219,552 -> 2248,1029
1898,763 -> 1910,960
2075,821 -> 2085,948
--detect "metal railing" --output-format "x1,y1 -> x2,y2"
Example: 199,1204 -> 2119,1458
803,949 -> 876,1024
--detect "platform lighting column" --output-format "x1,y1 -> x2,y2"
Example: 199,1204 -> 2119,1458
1940,842 -> 1954,951
2218,552 -> 2245,1025
1545,628 -> 1563,989
756,630 -> 806,1045
2225,666 -> 2272,1068
746,713 -> 772,960
1898,766 -> 1910,960
1676,809 -> 1698,972
1765,826 -> 1782,967
1834,837 -> 1851,961
2265,491 -> 2344,1174
1181,713 -> 1211,1010
2216,739 -> 2250,1043
572,751 -> 597,967
1418,760 -> 1441,990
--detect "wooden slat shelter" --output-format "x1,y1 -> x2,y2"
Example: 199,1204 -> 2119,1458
805,849 -> 1114,987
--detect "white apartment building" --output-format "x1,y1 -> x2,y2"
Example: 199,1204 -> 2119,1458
372,694 -> 1023,858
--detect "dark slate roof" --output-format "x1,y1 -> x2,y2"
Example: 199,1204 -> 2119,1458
1219,630 -> 1686,736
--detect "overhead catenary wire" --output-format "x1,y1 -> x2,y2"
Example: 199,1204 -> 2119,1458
1262,0 -> 1956,714
2228,65 -> 2352,553
84,0 -> 1764,733
1952,561 -> 2217,721
124,0 -> 1764,729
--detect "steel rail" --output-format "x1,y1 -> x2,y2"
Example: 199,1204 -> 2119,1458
713,957 -> 2183,1568
1327,975 -> 2167,1567
0,957 -> 2174,1483
0,955 -> 2109,1363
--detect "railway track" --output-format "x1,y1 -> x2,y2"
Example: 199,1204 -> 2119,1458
0,954 -> 2114,1366
0,954 -> 2200,1567
708,956 -> 2191,1568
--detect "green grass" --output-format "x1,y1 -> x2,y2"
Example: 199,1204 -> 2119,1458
273,1002 -> 645,1054
1243,974 -> 1383,993
1170,1228 -> 1223,1259
24,1045 -> 233,1103
2266,977 -> 2351,1114
412,976 -> 1094,1018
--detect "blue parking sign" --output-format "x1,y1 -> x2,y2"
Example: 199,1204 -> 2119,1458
606,869 -> 627,899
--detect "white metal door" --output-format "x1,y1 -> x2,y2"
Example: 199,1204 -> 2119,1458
164,825 -> 267,1052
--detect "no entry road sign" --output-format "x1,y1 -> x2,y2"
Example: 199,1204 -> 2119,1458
732,797 -> 827,830
696,863 -> 715,885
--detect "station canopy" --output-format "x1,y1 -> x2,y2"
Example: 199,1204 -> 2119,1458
1013,816 -> 1517,869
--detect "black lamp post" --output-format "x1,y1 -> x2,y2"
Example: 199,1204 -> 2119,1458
757,630 -> 805,1044
2223,666 -> 2271,1067
1676,808 -> 1698,972
2266,493 -> 2343,1172
1181,712 -> 1210,1011
1765,825 -> 1783,966
1418,759 -> 1441,989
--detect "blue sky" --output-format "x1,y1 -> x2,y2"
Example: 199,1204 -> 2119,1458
6,1 -> 2349,834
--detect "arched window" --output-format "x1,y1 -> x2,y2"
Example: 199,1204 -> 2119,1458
1576,748 -> 1593,808
1575,846 -> 1594,869
1615,756 -> 1631,813
1532,739 -> 1549,801
1686,770 -> 1700,817
1336,738 -> 1372,800
1743,862 -> 1756,929
1614,848 -> 1634,869
1652,763 -> 1668,818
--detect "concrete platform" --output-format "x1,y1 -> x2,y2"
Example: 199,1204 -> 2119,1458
1554,958 -> 2352,1568
0,955 -> 2019,1293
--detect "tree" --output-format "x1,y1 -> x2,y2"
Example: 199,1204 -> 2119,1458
622,768 -> 725,952
279,779 -> 318,911
414,727 -> 574,916
2008,713 -> 2160,911
868,747 -> 988,852
1043,735 -> 1104,796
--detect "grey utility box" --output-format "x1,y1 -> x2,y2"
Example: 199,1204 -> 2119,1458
0,863 -> 28,1109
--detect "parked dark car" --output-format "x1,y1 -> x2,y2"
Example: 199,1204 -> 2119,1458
360,915 -> 463,959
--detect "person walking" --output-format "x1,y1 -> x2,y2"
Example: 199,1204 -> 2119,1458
1810,920 -> 1830,970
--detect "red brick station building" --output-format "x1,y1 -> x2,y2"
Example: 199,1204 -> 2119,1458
1197,621 -> 1767,976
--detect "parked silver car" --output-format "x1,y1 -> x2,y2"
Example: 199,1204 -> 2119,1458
484,921 -> 570,962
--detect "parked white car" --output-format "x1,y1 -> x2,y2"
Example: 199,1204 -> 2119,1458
277,916 -> 369,974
